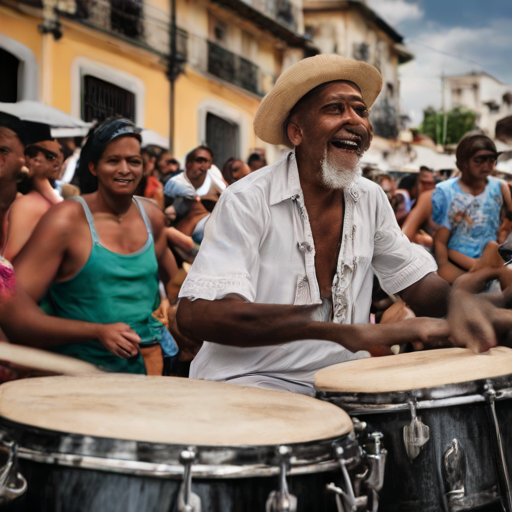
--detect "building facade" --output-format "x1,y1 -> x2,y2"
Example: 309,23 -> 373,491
303,0 -> 413,139
0,0 -> 311,164
442,72 -> 512,139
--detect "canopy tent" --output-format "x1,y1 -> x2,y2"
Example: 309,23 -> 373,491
0,101 -> 91,137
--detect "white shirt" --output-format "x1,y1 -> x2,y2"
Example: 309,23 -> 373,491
180,151 -> 437,393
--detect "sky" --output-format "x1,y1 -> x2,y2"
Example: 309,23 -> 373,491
365,0 -> 512,127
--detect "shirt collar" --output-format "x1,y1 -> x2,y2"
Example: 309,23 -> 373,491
269,150 -> 363,206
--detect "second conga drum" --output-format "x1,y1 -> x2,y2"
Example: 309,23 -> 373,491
315,347 -> 512,512
0,375 -> 383,512
0,343 -> 102,381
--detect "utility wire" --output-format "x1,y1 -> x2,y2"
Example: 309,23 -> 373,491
406,38 -> 484,68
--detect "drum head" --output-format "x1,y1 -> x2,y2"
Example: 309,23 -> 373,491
0,375 -> 353,446
0,343 -> 101,375
315,347 -> 512,393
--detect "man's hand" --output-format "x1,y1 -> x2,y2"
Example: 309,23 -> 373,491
95,324 -> 140,359
448,270 -> 512,353
346,317 -> 451,357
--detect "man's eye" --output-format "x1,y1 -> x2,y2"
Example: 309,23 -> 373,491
354,107 -> 369,117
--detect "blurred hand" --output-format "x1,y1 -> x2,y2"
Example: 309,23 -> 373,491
96,323 -> 140,359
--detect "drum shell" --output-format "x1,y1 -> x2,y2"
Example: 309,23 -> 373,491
4,459 -> 342,512
324,399 -> 512,512
0,419 -> 360,512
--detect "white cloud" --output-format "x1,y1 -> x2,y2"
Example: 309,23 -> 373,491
399,20 -> 512,126
366,0 -> 423,25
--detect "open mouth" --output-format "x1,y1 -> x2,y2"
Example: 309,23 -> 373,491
330,139 -> 361,152
114,178 -> 134,184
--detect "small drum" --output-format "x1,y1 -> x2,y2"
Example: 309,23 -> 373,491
315,347 -> 512,512
0,343 -> 102,381
0,375 -> 384,512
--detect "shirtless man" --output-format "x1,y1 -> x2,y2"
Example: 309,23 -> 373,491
176,55 -> 512,395
4,132 -> 62,261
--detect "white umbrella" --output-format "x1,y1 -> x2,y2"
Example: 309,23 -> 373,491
0,100 -> 91,129
141,129 -> 169,150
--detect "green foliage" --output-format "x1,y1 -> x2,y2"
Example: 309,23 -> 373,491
419,107 -> 477,145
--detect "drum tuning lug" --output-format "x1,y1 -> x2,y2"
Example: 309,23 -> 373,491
443,438 -> 466,508
0,434 -> 27,504
326,482 -> 368,512
266,445 -> 297,512
177,446 -> 201,512
362,431 -> 387,492
403,399 -> 429,461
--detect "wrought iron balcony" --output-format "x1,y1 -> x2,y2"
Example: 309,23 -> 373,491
207,41 -> 261,96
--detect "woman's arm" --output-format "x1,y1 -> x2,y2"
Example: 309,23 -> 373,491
402,190 -> 434,242
447,249 -> 476,270
0,287 -> 140,358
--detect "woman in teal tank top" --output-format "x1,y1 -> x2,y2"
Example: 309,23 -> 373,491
13,118 -> 179,373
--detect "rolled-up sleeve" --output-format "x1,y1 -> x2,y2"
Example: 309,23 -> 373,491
371,187 -> 437,295
179,188 -> 268,302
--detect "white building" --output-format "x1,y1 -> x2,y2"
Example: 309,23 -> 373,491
443,72 -> 512,138
303,0 -> 413,139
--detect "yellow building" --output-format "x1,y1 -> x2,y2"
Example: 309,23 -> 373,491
0,0 -> 312,165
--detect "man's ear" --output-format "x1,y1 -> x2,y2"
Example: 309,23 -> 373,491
287,121 -> 303,147
88,161 -> 97,177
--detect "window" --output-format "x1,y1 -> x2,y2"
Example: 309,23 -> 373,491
0,49 -> 19,103
82,75 -> 136,122
206,113 -> 239,169
353,42 -> 370,63
209,15 -> 228,47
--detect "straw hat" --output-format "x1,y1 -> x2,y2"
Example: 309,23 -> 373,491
254,54 -> 383,146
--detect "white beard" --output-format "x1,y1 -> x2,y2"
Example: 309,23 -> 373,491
320,148 -> 362,190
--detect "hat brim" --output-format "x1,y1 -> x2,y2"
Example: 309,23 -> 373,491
254,55 -> 383,146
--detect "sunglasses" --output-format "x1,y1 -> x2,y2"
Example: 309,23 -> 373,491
472,153 -> 502,164
25,145 -> 59,162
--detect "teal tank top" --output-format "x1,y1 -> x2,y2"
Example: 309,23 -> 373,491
47,196 -> 167,374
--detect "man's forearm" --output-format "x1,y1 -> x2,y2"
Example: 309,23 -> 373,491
176,297 -> 432,351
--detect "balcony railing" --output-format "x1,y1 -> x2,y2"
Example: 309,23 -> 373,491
207,41 -> 260,96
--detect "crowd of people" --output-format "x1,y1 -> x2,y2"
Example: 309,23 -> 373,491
1,54 -> 512,392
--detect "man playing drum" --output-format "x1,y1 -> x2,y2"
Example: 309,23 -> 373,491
177,55 -> 512,396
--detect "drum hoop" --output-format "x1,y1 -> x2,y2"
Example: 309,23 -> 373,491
317,375 -> 512,414
0,418 -> 358,478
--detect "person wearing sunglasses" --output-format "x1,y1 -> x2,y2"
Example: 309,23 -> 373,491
164,145 -> 226,243
3,126 -> 64,261
432,133 -> 512,284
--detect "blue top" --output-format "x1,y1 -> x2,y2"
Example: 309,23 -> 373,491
432,176 -> 503,258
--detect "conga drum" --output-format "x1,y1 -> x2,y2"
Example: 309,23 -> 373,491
315,347 -> 512,512
0,375 -> 383,512
0,343 -> 102,381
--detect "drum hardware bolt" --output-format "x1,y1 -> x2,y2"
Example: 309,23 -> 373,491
177,446 -> 202,512
352,418 -> 367,433
266,445 -> 297,512
484,381 -> 512,512
403,398 -> 430,461
443,438 -> 466,508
